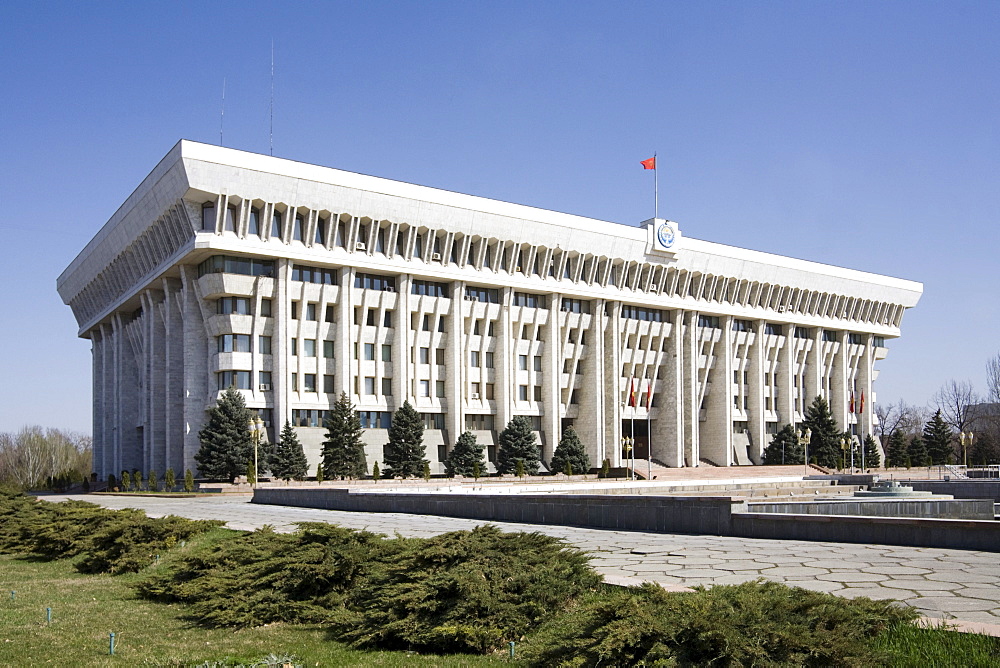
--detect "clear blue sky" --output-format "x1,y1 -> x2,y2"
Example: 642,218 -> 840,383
1,1 -> 997,434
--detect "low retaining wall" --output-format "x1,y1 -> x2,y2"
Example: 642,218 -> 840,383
746,499 -> 994,520
252,487 -> 1000,552
905,480 -> 1000,502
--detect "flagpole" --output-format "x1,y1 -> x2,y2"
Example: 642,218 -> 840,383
654,152 -> 658,220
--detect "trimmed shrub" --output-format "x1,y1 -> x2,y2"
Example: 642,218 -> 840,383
522,580 -> 918,667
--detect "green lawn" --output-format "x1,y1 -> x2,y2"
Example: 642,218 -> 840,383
0,553 -> 507,667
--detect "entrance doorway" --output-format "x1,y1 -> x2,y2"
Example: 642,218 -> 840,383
620,419 -> 650,460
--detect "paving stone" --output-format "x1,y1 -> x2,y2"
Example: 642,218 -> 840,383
912,597 -> 1000,613
779,580 -> 845,594
860,566 -> 931,576
816,572 -> 886,583
718,560 -> 773,571
955,589 -> 1000,601
881,580 -> 962,592
756,566 -> 827,578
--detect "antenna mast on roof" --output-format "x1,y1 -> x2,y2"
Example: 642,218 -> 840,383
220,77 -> 226,147
269,39 -> 274,156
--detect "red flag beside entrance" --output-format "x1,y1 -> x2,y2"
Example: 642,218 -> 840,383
627,377 -> 637,407
859,391 -> 865,414
646,380 -> 653,410
849,391 -> 855,414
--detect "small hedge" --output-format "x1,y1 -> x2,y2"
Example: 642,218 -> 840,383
521,580 -> 919,667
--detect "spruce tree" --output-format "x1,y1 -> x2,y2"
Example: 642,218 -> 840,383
923,410 -> 954,465
496,416 -> 541,475
862,434 -> 881,469
761,424 -> 803,465
550,426 -> 590,476
372,461 -> 380,482
383,400 -> 427,478
316,463 -> 324,483
802,396 -> 841,468
445,431 -> 485,477
885,430 -> 908,468
195,386 -> 255,482
148,469 -> 158,492
164,468 -> 176,492
322,393 -> 368,479
183,469 -> 195,492
908,434 -> 928,467
120,470 -> 132,492
271,421 -> 309,481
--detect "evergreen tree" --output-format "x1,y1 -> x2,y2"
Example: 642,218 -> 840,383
120,470 -> 132,492
164,468 -> 176,492
496,416 -> 541,475
271,421 -> 309,481
422,461 -> 432,481
107,473 -> 117,492
183,469 -> 195,492
195,386 -> 255,482
923,410 -> 954,465
322,393 -> 368,479
970,432 -> 1000,465
372,461 -> 380,482
315,463 -> 324,483
472,460 -> 481,479
761,424 -> 803,465
148,469 -> 158,492
445,431 -> 485,477
885,430 -> 908,468
383,400 -> 426,478
550,426 -> 590,476
908,434 -> 928,467
802,396 -> 841,469
862,434 -> 881,469
600,459 -> 610,478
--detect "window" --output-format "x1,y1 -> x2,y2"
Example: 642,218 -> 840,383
561,298 -> 591,313
202,203 -> 216,231
513,292 -> 546,308
419,380 -> 430,397
325,305 -> 335,322
384,311 -> 393,328
465,414 -> 495,430
382,378 -> 392,395
533,356 -> 542,372
306,303 -> 317,321
364,343 -> 375,361
290,339 -> 298,356
436,380 -> 445,398
198,255 -> 276,278
217,297 -> 250,315
217,334 -> 251,353
247,207 -> 261,236
365,309 -> 376,327
529,416 -> 542,431
422,314 -> 431,331
381,344 -> 392,362
419,347 -> 430,364
519,355 -> 528,370
291,265 -> 338,284
698,315 -> 720,329
260,299 -> 272,317
293,214 -> 304,241
259,371 -> 272,387
533,385 -> 542,401
471,351 -> 480,367
354,272 -> 396,291
258,336 -> 272,354
217,370 -> 251,390
823,330 -> 838,342
304,374 -> 317,392
324,375 -> 335,393
622,305 -> 665,322
412,280 -> 450,298
271,211 -> 282,239
438,316 -> 446,333
465,286 -> 500,303
485,352 -> 494,368
291,409 -> 330,428
364,377 -> 375,395
435,348 -> 445,365
471,382 -> 481,397
315,218 -> 326,245
323,340 -> 335,359
486,383 -> 495,400
873,336 -> 885,347
358,411 -> 392,429
291,373 -> 298,391
571,390 -> 580,404
303,339 -> 316,357
519,385 -> 528,401
733,319 -> 752,332
422,413 -> 445,430
488,321 -> 495,336
290,301 -> 299,320
473,320 -> 481,335
765,323 -> 783,336
848,333 -> 863,345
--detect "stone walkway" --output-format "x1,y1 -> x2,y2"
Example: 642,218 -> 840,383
45,493 -> 1000,628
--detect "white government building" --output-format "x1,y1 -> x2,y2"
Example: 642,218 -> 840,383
58,141 -> 923,478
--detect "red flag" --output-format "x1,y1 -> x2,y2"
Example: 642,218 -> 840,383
859,391 -> 865,414
640,157 -> 656,170
628,377 -> 637,407
646,380 -> 653,410
849,391 -> 855,414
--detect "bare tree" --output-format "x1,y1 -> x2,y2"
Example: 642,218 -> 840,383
875,399 -> 912,445
0,427 -> 91,489
987,353 -> 1000,404
933,380 -> 979,433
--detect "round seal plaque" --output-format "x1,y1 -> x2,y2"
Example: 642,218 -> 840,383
657,221 -> 676,249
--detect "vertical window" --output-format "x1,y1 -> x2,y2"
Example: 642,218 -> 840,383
306,303 -> 317,321
293,214 -> 304,241
315,218 -> 326,245
420,347 -> 430,364
438,317 -> 446,332
260,299 -> 272,317
248,207 -> 261,237
290,339 -> 298,356
381,344 -> 392,362
518,385 -> 528,401
473,320 -> 481,335
471,351 -> 480,367
485,352 -> 494,368
202,203 -> 216,231
324,375 -> 335,393
420,380 -> 430,397
304,339 -> 316,357
364,343 -> 375,361
325,305 -> 335,322
291,301 -> 299,319
323,340 -> 335,359
259,371 -> 272,387
382,378 -> 392,396
422,315 -> 431,331
383,311 -> 393,328
534,385 -> 542,401
304,374 -> 317,392
488,321 -> 495,337
533,356 -> 542,371
258,336 -> 272,355
435,380 -> 445,398
436,348 -> 445,365
271,211 -> 282,239
224,207 -> 236,232
472,382 -> 481,397
291,373 -> 298,392
519,355 -> 528,370
364,377 -> 375,395
485,383 -> 495,400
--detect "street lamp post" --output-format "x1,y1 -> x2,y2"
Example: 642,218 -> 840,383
622,436 -> 634,480
840,437 -> 847,473
960,431 -> 974,469
248,416 -> 263,488
799,428 -> 812,475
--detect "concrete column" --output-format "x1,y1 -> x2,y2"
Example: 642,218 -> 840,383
747,321 -> 766,463
179,266 -> 207,475
682,311 -> 700,466
272,259 -> 292,426
495,287 -> 513,440
831,334 -> 848,432
335,267 -> 353,398
650,310 -> 683,467
393,274 -> 411,408
576,299 -> 605,468
701,315 -> 734,466
858,336 -> 874,439
445,280 -> 464,453
162,279 -> 185,476
777,328 -> 796,428
542,293 -> 561,464
603,301 -> 623,466
805,329 -> 823,408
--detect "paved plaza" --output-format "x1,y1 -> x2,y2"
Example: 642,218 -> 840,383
45,493 -> 1000,629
